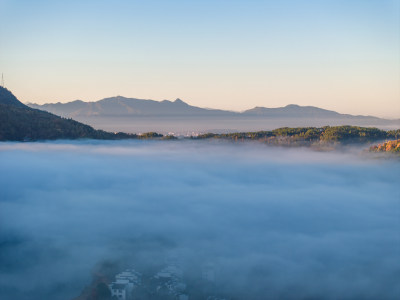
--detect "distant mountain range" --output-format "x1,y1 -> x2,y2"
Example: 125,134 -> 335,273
244,104 -> 347,118
0,87 -> 136,141
2,87 -> 399,140
28,97 -> 399,134
29,96 -> 375,118
28,97 -> 232,117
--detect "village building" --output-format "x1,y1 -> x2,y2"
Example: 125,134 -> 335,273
109,269 -> 141,300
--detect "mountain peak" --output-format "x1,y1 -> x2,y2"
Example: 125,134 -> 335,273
174,98 -> 187,105
0,86 -> 26,108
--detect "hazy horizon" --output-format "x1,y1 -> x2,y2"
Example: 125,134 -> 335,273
1,0 -> 399,118
23,94 -> 400,119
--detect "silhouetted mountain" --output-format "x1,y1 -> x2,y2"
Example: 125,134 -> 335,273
243,104 -> 343,118
27,96 -> 398,134
28,97 -> 388,120
0,87 -> 137,141
0,86 -> 26,108
28,96 -> 232,118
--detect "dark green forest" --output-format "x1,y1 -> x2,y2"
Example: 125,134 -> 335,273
0,86 -> 163,141
0,103 -> 142,141
194,126 -> 400,145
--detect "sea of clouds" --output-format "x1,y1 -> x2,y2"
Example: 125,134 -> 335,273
0,140 -> 399,300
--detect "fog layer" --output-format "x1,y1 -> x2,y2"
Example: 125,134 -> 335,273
0,141 -> 399,299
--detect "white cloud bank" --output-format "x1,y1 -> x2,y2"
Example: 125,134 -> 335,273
0,140 -> 399,299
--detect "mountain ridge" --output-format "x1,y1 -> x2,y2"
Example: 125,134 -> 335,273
24,95 -> 399,134
28,96 -> 235,118
27,96 -> 389,120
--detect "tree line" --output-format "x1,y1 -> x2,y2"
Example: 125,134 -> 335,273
194,126 -> 400,144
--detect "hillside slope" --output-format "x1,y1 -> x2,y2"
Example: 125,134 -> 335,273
0,86 -> 27,108
0,87 -> 136,141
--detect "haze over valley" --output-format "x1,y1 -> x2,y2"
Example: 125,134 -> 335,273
28,97 -> 399,135
0,141 -> 399,300
1,0 -> 399,299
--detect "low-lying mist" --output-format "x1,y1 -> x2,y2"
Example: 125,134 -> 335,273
81,116 -> 400,135
0,140 -> 399,300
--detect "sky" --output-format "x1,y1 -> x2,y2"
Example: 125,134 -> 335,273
0,0 -> 399,118
0,140 -> 399,299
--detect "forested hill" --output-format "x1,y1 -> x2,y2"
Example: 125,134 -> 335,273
194,126 -> 400,145
370,140 -> 400,154
0,87 -> 140,141
0,86 -> 27,108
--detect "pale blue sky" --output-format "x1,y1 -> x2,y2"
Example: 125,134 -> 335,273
0,0 -> 399,117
